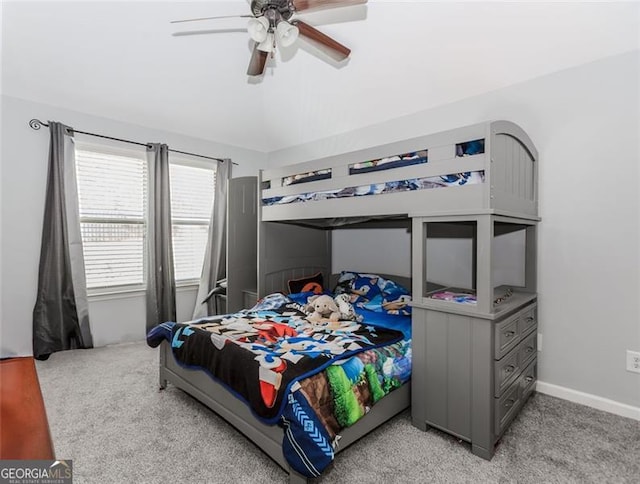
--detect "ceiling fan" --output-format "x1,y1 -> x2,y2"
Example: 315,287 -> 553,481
171,0 -> 367,76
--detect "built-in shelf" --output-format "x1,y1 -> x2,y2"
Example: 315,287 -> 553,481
413,287 -> 537,320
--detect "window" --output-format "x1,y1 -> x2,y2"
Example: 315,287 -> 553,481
75,146 -> 147,290
169,162 -> 216,283
75,145 -> 217,292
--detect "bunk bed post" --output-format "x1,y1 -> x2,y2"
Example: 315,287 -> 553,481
411,217 -> 425,302
472,223 -> 478,291
524,224 -> 537,293
470,317 -> 495,460
158,342 -> 168,390
485,122 -> 493,212
257,170 -> 265,297
475,215 -> 494,314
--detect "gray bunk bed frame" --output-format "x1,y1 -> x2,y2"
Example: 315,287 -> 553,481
157,120 -> 538,482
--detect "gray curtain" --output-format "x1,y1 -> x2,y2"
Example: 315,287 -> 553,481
33,122 -> 93,360
193,159 -> 231,319
146,143 -> 176,331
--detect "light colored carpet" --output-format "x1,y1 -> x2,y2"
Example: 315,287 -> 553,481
36,342 -> 640,483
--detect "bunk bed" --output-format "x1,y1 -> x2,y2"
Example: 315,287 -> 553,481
152,120 -> 539,481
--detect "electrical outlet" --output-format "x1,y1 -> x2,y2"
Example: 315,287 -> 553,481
627,350 -> 640,374
537,333 -> 542,352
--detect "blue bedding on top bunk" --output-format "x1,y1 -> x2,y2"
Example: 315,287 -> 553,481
349,151 -> 428,175
279,151 -> 428,188
456,138 -> 485,157
283,168 -> 332,186
263,170 -> 485,206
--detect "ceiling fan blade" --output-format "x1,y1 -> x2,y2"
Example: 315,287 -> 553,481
170,14 -> 252,24
292,0 -> 367,13
247,43 -> 268,76
293,20 -> 351,61
172,28 -> 248,37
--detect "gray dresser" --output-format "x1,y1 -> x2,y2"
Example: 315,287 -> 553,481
410,213 -> 539,459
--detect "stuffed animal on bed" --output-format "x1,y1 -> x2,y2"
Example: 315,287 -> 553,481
306,294 -> 341,322
333,294 -> 363,322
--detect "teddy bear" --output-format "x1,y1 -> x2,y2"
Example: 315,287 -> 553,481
305,294 -> 341,322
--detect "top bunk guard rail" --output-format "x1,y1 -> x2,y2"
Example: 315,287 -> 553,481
259,121 -> 538,223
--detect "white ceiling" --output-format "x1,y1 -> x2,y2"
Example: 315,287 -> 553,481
2,1 -> 639,152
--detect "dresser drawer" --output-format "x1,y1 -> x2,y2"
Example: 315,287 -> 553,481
520,359 -> 537,399
518,304 -> 537,336
494,379 -> 521,435
494,345 -> 520,397
519,330 -> 537,368
494,314 -> 520,359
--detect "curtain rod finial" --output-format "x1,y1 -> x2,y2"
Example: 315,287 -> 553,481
29,119 -> 47,130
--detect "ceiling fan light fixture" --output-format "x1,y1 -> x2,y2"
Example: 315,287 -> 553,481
171,0 -> 367,76
257,32 -> 276,53
247,16 -> 270,42
276,20 -> 299,47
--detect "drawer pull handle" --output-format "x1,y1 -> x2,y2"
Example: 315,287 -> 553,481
505,365 -> 516,373
524,376 -> 534,383
526,346 -> 534,353
504,330 -> 516,338
504,398 -> 516,409
525,317 -> 535,323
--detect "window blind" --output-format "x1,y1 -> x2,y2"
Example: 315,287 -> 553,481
169,163 -> 216,282
76,149 -> 147,289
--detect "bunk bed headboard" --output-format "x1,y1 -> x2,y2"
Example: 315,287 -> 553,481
489,121 -> 538,217
258,222 -> 331,297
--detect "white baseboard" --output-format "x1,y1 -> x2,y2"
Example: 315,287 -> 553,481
536,381 -> 640,421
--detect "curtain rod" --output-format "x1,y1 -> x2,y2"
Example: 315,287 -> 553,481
28,119 -> 237,165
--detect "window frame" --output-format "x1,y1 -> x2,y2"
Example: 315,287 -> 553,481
74,141 -> 148,296
168,154 -> 217,288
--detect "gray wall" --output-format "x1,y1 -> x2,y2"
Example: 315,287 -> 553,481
330,228 -> 525,290
331,228 -> 412,278
0,95 -> 266,357
269,51 -> 640,408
